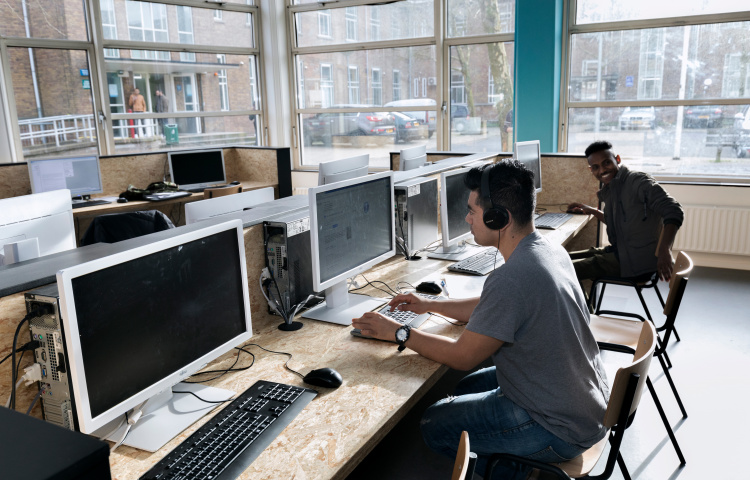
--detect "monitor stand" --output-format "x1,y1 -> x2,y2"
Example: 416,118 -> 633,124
94,382 -> 234,452
426,242 -> 482,261
302,280 -> 386,326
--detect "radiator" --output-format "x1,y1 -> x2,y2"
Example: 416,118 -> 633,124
673,205 -> 750,256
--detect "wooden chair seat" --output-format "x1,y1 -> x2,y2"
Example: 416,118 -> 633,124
558,434 -> 610,478
589,315 -> 641,350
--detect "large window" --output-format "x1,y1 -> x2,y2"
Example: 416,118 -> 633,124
291,0 -> 515,168
565,2 -> 750,182
0,0 -> 262,162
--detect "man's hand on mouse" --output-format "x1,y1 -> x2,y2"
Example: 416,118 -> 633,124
352,311 -> 401,342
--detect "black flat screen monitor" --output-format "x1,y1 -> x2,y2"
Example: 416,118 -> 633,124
168,149 -> 226,191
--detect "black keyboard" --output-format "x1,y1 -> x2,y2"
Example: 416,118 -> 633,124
71,199 -> 112,209
139,381 -> 317,480
448,248 -> 502,276
143,191 -> 192,202
534,212 -> 572,229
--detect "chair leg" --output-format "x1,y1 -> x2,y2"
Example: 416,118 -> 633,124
662,348 -> 673,369
672,326 -> 681,342
616,451 -> 632,480
635,287 -> 654,322
657,354 -> 688,418
646,377 -> 687,466
653,282 -> 666,308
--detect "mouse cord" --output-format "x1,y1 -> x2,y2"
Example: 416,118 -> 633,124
348,274 -> 399,298
183,346 -> 256,383
241,343 -> 305,379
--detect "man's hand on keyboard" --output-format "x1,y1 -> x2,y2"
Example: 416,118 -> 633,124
386,293 -> 433,315
352,311 -> 401,342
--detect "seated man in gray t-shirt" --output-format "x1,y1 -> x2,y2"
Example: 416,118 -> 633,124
353,161 -> 610,479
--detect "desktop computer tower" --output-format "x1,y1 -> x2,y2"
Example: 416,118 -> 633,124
263,210 -> 314,317
394,177 -> 439,258
23,283 -> 77,431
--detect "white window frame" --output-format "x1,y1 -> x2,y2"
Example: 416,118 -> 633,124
214,10 -> 223,21
126,1 -> 169,61
346,7 -> 358,42
637,29 -> 665,100
177,6 -> 196,62
318,10 -> 332,38
348,66 -> 360,104
321,63 -> 334,108
101,0 -> 119,58
722,53 -> 750,98
393,70 -> 401,101
371,67 -> 382,105
370,6 -> 380,41
217,54 -> 229,111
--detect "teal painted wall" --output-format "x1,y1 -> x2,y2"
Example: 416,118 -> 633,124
513,0 -> 564,153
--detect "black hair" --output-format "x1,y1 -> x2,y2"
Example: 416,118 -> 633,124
463,160 -> 536,227
584,140 -> 614,158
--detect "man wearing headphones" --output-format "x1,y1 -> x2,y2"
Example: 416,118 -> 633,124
353,161 -> 609,479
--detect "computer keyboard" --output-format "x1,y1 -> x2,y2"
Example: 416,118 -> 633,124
534,212 -> 572,230
351,293 -> 438,339
448,248 -> 503,276
71,199 -> 112,209
139,380 -> 317,480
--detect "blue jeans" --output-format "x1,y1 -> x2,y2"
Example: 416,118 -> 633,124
420,367 -> 585,479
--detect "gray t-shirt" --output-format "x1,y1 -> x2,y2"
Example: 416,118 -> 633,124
467,231 -> 610,447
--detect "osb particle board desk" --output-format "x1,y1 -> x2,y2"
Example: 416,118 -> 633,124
0,213 -> 590,480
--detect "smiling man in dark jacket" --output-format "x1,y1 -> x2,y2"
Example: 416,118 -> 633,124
567,141 -> 684,294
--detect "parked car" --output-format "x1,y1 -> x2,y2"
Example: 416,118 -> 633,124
733,105 -> 750,157
391,111 -> 428,143
683,105 -> 723,128
618,106 -> 655,130
451,103 -> 470,132
384,99 -> 437,138
302,105 -> 395,146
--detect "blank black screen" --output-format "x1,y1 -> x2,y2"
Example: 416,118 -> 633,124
71,229 -> 247,418
445,172 -> 470,242
170,150 -> 225,187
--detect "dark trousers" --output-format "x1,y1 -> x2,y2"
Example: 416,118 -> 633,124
569,247 -> 620,308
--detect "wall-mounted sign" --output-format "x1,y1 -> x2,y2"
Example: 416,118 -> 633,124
176,85 -> 182,92
80,69 -> 89,77
82,79 -> 91,89
625,76 -> 634,87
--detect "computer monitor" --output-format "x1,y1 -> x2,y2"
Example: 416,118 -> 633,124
168,149 -> 227,191
27,155 -> 104,199
398,145 -> 428,171
56,219 -> 252,452
515,140 -> 542,193
317,154 -> 369,185
185,187 -> 275,224
434,168 -> 472,255
302,171 -> 395,325
0,190 -> 76,265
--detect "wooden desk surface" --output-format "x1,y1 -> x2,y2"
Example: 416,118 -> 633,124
72,181 -> 276,218
0,211 -> 590,480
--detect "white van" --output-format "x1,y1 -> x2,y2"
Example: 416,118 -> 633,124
384,99 -> 437,138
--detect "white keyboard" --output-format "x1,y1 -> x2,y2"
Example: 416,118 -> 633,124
350,293 -> 439,339
534,212 -> 572,229
448,248 -> 503,276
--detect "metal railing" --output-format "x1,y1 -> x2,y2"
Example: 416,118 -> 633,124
19,113 -> 159,147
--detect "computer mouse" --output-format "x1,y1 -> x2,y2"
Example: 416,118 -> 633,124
229,180 -> 241,185
117,197 -> 128,203
415,281 -> 442,295
303,367 -> 343,389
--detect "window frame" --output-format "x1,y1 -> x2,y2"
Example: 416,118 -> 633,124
561,1 -> 750,183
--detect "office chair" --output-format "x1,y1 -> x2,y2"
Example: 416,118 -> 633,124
80,210 -> 175,246
204,184 -> 243,199
484,321 -> 656,479
452,431 -> 477,480
589,251 -> 693,466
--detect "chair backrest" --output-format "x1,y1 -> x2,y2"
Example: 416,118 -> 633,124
451,431 -> 474,480
80,210 -> 175,246
663,251 -> 693,316
603,321 -> 656,427
204,184 -> 242,199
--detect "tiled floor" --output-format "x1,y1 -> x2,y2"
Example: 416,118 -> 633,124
347,266 -> 750,479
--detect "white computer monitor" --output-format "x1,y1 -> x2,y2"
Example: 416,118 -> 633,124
0,190 -> 76,265
515,140 -> 542,193
432,168 -> 472,256
168,149 -> 227,191
27,155 -> 104,199
56,219 -> 252,452
398,144 -> 428,171
185,187 -> 275,224
302,171 -> 395,325
317,154 -> 369,185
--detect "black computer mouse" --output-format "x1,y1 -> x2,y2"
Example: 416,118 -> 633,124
229,180 -> 241,185
415,281 -> 442,295
117,197 -> 128,203
303,367 -> 343,389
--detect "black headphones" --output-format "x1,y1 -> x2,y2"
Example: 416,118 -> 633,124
480,165 -> 509,230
